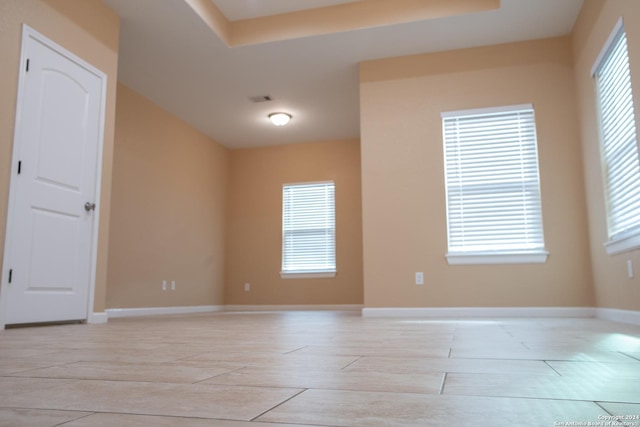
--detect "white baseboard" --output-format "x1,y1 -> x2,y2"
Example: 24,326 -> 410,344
87,312 -> 108,324
362,307 -> 596,318
225,304 -> 363,312
596,308 -> 640,326
106,305 -> 225,318
99,305 -> 639,326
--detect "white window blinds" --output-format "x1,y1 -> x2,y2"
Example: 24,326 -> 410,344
593,21 -> 640,253
282,182 -> 336,275
442,105 -> 545,259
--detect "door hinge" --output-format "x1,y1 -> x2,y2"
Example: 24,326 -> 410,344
26,59 -> 30,72
8,269 -> 12,284
17,161 -> 21,175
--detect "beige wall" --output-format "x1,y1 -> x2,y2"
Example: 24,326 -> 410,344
226,140 -> 363,305
360,37 -> 594,308
106,84 -> 229,308
572,0 -> 640,311
6,1 -> 637,315
0,0 -> 119,313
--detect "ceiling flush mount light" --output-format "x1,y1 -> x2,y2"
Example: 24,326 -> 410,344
269,112 -> 292,126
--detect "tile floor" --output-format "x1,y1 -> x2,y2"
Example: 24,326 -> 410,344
0,311 -> 639,426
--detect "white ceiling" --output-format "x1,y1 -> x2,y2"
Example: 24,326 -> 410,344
102,0 -> 584,149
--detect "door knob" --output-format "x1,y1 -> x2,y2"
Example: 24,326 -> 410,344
84,202 -> 96,212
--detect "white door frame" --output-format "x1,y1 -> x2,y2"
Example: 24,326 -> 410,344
0,25 -> 107,329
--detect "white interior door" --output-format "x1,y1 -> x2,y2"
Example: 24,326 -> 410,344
1,27 -> 105,325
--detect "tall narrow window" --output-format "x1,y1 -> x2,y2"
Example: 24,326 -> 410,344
593,19 -> 640,255
281,181 -> 336,278
442,104 -> 547,264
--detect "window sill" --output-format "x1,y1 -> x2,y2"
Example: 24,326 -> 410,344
446,251 -> 549,265
605,231 -> 640,255
280,272 -> 336,279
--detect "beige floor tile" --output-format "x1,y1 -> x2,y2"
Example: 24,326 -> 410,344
520,336 -> 640,353
203,366 -> 444,394
0,336 -> 161,352
9,361 -> 239,383
160,360 -> 247,371
269,354 -> 360,369
331,336 -> 454,346
450,347 -> 635,362
625,352 -> 640,361
519,337 -> 595,345
184,351 -> 360,370
0,377 -> 76,400
0,408 -> 91,427
181,351 -> 298,365
293,345 -> 450,358
548,361 -> 640,379
18,347 -> 206,365
1,313 -> 639,426
449,342 -> 530,352
63,413 -> 325,427
134,340 -> 309,357
443,373 -> 640,403
0,349 -> 58,359
2,380 -> 303,421
582,334 -> 640,352
346,356 -> 558,375
257,388 -> 608,427
597,402 -> 640,418
0,359 -> 64,375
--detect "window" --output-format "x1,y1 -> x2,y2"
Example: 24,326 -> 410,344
281,181 -> 336,278
593,19 -> 640,255
442,104 -> 547,264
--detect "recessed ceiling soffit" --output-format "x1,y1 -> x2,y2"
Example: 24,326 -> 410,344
184,0 -> 501,47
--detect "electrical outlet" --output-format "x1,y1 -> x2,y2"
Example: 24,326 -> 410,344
171,280 -> 176,291
162,280 -> 167,291
628,260 -> 634,279
244,283 -> 250,292
415,272 -> 424,285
